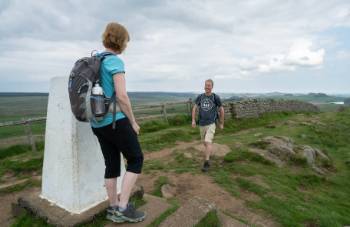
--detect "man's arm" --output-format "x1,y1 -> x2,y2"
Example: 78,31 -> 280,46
191,104 -> 197,128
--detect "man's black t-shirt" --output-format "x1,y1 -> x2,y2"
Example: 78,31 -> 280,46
195,93 -> 222,126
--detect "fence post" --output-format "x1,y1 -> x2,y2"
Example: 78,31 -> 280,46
187,98 -> 192,116
23,118 -> 37,152
161,103 -> 168,123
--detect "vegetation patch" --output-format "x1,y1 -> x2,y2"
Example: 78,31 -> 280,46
224,148 -> 274,166
152,176 -> 169,197
195,210 -> 220,227
235,177 -> 267,196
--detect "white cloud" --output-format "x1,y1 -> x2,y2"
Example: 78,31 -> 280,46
254,39 -> 325,73
0,0 -> 349,92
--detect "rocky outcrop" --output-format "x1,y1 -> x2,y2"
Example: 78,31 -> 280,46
249,136 -> 331,174
229,99 -> 319,118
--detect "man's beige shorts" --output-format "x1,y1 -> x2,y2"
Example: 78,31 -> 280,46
199,123 -> 216,143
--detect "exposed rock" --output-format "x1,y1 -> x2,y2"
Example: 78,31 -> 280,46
262,136 -> 295,160
314,148 -> 329,161
248,148 -> 284,167
249,136 -> 331,174
161,184 -> 176,198
159,197 -> 216,227
299,145 -> 316,165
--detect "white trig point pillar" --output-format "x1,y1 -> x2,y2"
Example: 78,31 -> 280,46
41,76 -> 125,214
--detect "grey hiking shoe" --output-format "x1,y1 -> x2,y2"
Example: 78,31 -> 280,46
106,206 -> 124,223
201,160 -> 210,172
119,203 -> 146,223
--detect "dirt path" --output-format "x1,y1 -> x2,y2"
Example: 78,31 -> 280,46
0,139 -> 278,226
141,141 -> 279,227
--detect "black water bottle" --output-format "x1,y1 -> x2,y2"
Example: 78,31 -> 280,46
91,83 -> 106,117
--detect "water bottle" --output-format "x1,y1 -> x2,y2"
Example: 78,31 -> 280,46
91,82 -> 106,117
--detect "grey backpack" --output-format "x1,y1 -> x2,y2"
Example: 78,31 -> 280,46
68,52 -> 118,123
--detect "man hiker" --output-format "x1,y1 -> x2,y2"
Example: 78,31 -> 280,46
192,79 -> 225,172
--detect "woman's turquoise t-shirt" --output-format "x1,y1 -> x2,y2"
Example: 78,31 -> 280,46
90,53 -> 126,128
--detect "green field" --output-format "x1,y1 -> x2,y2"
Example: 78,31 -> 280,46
1,93 -> 350,226
1,108 -> 350,226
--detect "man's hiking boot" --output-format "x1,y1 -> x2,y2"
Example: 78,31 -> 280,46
118,203 -> 146,223
201,160 -> 210,172
106,206 -> 124,223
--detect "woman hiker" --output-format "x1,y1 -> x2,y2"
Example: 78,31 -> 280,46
91,22 -> 145,223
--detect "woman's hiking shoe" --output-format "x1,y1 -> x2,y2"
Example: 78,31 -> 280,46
118,203 -> 146,223
201,160 -> 210,172
106,206 -> 124,223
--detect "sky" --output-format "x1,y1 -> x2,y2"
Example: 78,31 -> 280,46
0,0 -> 349,93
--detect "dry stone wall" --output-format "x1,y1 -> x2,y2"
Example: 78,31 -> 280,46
229,99 -> 319,118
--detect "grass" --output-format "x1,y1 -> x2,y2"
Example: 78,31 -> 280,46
11,210 -> 53,227
4,104 -> 350,226
223,148 -> 274,166
0,142 -> 44,160
143,160 -> 167,173
195,210 -> 221,227
0,143 -> 44,180
0,122 -> 46,140
0,179 -> 41,195
139,126 -> 199,152
211,109 -> 350,227
235,177 -> 267,196
169,152 -> 200,173
2,158 -> 43,175
152,176 -> 170,197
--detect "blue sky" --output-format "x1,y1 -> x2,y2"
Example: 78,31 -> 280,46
0,0 -> 349,93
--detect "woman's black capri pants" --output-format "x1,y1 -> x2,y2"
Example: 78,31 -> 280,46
92,118 -> 144,178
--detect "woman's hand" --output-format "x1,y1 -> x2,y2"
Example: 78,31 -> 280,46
131,121 -> 140,135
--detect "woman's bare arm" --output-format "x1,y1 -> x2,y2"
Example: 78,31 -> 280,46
113,73 -> 140,134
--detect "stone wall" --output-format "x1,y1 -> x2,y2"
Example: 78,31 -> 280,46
344,98 -> 350,106
229,99 -> 319,118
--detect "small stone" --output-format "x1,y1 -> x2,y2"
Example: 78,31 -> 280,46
184,152 -> 193,159
161,184 -> 176,199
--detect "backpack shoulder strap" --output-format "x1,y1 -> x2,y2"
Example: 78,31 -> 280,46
199,93 -> 205,105
99,52 -> 114,61
212,93 -> 219,106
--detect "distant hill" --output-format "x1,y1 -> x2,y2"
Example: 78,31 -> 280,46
0,92 -> 196,104
0,92 -> 48,97
227,92 -> 346,104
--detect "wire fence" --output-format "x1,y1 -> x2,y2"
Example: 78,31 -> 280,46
0,99 -> 232,151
